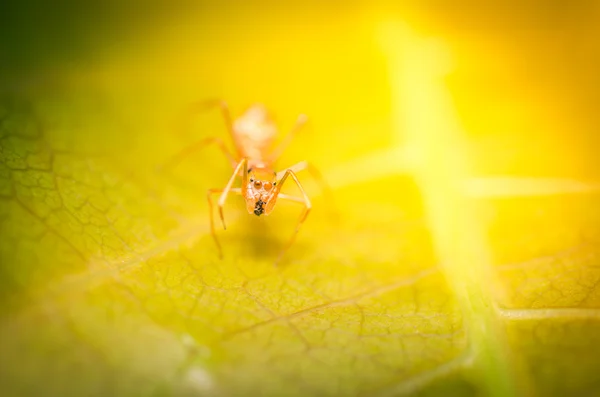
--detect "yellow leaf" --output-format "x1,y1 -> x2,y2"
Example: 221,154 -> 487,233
1,3 -> 599,397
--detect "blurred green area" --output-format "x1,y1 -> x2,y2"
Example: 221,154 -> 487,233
1,1 -> 600,397
0,1 -> 183,80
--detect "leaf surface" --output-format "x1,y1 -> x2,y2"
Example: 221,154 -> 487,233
1,3 -> 600,397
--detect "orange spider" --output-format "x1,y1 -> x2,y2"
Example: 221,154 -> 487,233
164,100 -> 329,263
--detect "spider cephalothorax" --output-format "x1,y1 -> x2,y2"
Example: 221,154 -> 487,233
245,166 -> 278,216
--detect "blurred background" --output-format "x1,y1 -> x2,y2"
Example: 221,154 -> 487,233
1,1 -> 599,396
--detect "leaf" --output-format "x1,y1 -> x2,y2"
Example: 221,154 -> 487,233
0,94 -> 465,396
1,4 -> 600,397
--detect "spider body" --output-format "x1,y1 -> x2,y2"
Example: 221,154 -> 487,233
166,100 -> 327,263
232,104 -> 277,166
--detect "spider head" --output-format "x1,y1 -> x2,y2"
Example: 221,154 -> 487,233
245,168 -> 277,216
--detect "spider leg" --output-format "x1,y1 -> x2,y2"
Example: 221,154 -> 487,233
161,98 -> 241,171
217,158 -> 248,230
276,193 -> 304,204
207,187 -> 242,259
268,114 -> 308,163
206,99 -> 237,145
266,170 -> 311,264
177,99 -> 236,142
160,136 -> 237,172
277,160 -> 334,208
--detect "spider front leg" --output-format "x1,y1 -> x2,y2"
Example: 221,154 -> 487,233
277,160 -> 333,203
207,158 -> 248,258
266,169 -> 312,264
217,158 -> 248,230
207,187 -> 241,258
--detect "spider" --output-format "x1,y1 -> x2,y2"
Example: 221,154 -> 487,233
164,100 -> 329,263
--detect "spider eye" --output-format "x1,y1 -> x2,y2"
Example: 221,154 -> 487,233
253,180 -> 262,189
250,178 -> 254,182
263,181 -> 272,190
